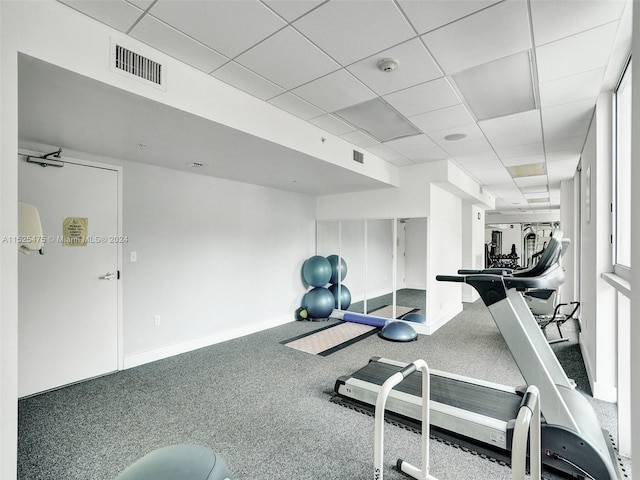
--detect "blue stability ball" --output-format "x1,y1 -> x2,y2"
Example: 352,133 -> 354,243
328,283 -> 351,310
304,287 -> 335,318
326,255 -> 347,284
302,256 -> 332,287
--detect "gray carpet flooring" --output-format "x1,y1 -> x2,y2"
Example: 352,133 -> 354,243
18,298 -> 629,480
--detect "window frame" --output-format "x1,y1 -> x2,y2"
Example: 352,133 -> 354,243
613,54 -> 632,280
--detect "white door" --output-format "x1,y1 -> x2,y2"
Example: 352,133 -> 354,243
18,159 -> 119,397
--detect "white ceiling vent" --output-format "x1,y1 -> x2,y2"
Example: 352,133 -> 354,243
353,150 -> 364,164
111,40 -> 165,90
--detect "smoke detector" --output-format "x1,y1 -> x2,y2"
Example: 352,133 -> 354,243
377,58 -> 399,73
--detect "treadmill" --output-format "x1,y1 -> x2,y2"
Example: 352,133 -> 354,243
332,231 -> 620,479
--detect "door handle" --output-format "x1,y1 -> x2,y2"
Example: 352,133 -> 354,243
100,272 -> 116,281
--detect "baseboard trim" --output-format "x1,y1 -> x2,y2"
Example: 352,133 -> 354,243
123,315 -> 291,369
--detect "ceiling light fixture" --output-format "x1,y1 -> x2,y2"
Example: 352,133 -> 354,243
452,51 -> 536,121
377,58 -> 399,73
444,133 -> 467,141
508,162 -> 546,178
334,98 -> 420,142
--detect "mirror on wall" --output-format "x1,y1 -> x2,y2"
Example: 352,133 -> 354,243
316,218 -> 428,323
393,218 -> 427,320
485,222 -> 560,268
337,220 -> 365,313
365,219 -> 394,318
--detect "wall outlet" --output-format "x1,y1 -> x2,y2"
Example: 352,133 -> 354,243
154,315 -> 161,326
130,251 -> 137,262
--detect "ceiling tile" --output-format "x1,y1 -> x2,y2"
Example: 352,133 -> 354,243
466,166 -> 514,184
364,143 -> 407,162
502,153 -> 546,167
542,98 -> 595,141
453,51 -> 536,121
535,22 -> 619,82
268,93 -> 325,120
421,1 -> 532,75
397,0 -> 500,35
514,175 -> 548,187
382,155 -> 414,167
384,134 -> 438,155
333,98 -> 420,142
149,0 -> 286,58
210,61 -> 285,101
262,0 -> 325,22
384,77 -> 460,118
293,0 -> 415,66
291,69 -> 376,112
340,130 -> 379,148
409,104 -> 474,134
235,27 -> 340,90
546,150 -> 580,183
494,142 -> 544,160
520,185 -> 549,194
544,136 -> 586,153
530,0 -> 627,46
126,0 -> 154,10
479,109 -> 543,150
404,146 -> 450,163
347,39 -> 442,96
453,150 -> 501,166
130,16 -> 229,73
539,68 -> 605,108
308,114 -> 357,136
58,0 -> 143,32
429,123 -> 492,156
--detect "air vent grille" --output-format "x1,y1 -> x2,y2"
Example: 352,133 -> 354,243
114,44 -> 162,85
353,150 -> 364,164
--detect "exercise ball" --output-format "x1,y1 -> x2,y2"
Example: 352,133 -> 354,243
328,283 -> 351,310
401,312 -> 426,324
326,254 -> 347,284
303,287 -> 334,318
302,255 -> 332,287
115,444 -> 232,480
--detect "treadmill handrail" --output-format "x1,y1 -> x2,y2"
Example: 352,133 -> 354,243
512,386 -> 541,480
436,264 -> 565,307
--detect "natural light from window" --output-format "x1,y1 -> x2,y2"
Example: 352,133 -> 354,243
615,58 -> 631,273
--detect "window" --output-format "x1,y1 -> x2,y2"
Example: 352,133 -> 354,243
614,57 -> 631,276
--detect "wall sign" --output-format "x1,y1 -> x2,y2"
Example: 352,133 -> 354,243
63,217 -> 88,247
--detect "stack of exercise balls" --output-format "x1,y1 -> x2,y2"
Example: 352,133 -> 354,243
298,254 -> 351,320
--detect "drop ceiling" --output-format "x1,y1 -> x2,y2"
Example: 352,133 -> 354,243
40,0 -> 631,212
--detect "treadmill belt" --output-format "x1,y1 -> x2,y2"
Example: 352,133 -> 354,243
349,360 -> 522,422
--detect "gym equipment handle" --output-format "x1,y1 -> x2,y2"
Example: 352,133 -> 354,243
435,275 -> 465,283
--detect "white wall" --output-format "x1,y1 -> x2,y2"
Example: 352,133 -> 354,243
428,185 -> 463,330
122,161 -> 316,365
461,203 -> 483,302
579,93 -> 617,401
0,2 -> 20,478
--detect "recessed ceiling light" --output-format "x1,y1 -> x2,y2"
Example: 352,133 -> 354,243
507,162 -> 546,178
444,133 -> 467,141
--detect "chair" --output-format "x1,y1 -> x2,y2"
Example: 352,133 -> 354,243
524,289 -> 580,344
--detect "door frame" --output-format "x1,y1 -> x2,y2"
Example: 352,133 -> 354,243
18,148 -> 124,373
